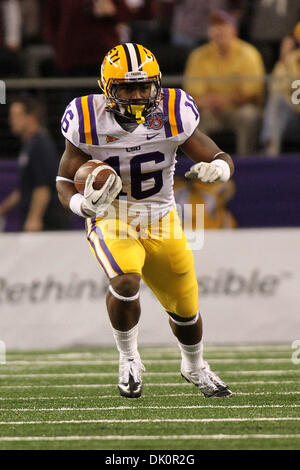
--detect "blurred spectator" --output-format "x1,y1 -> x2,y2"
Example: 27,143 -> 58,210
174,176 -> 237,229
278,34 -> 297,65
0,0 -> 22,77
20,0 -> 55,77
0,96 -> 70,231
21,0 -> 41,45
183,10 -> 265,155
43,0 -> 131,76
153,0 -> 174,44
125,0 -> 158,46
171,0 -> 245,49
128,1 -> 248,76
248,0 -> 300,72
260,22 -> 300,156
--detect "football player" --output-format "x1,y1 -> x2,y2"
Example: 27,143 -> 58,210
56,43 -> 234,398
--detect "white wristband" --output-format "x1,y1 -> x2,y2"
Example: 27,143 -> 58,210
56,176 -> 74,184
69,193 -> 86,217
212,159 -> 231,182
213,151 -> 226,159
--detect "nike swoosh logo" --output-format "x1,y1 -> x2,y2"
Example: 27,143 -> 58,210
92,195 -> 102,205
146,134 -> 159,140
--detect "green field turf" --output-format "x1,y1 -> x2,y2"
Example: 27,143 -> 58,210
0,345 -> 299,450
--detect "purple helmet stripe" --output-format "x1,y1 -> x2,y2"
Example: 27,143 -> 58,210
75,97 -> 85,144
87,95 -> 99,145
174,89 -> 183,134
95,226 -> 124,276
163,88 -> 172,138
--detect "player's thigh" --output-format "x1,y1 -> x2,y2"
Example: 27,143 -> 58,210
87,218 -> 146,279
142,233 -> 199,318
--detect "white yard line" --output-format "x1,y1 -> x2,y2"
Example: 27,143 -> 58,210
0,370 -> 299,378
5,345 -> 292,357
0,417 -> 299,425
2,358 -> 294,365
4,352 -> 292,360
0,380 -> 299,389
0,391 -> 300,401
0,433 -> 299,442
1,404 -> 300,412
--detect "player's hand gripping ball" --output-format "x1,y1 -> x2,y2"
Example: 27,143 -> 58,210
74,160 -> 115,194
74,160 -> 122,217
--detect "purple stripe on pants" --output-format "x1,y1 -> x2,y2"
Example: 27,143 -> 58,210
95,226 -> 124,276
88,236 -> 110,278
87,95 -> 99,145
75,97 -> 85,144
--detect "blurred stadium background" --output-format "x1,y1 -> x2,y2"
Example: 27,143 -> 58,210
0,0 -> 299,451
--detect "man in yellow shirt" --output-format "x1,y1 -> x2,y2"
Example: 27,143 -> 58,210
260,22 -> 300,156
184,10 -> 265,155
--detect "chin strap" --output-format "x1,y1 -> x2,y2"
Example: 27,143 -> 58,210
130,105 -> 145,124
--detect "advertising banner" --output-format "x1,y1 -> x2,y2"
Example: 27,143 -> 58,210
0,229 -> 299,349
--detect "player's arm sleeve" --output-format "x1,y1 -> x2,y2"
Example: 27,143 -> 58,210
61,99 -> 81,148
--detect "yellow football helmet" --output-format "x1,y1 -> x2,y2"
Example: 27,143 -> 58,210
99,43 -> 162,123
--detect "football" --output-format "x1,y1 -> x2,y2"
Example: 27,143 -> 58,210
74,160 -> 116,194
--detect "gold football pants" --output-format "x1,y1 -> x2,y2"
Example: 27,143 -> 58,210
86,210 -> 199,318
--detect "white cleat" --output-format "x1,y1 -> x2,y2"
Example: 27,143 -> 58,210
118,355 -> 145,398
181,361 -> 232,398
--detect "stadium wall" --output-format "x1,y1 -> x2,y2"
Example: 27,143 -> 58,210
0,229 -> 298,350
2,155 -> 300,231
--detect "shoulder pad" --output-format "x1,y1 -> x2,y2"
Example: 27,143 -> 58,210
61,95 -> 99,147
162,88 -> 199,140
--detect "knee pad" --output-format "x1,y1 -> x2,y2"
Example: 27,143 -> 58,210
109,285 -> 140,302
169,311 -> 199,326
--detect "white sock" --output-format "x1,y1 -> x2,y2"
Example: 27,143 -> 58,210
112,324 -> 139,359
178,340 -> 205,371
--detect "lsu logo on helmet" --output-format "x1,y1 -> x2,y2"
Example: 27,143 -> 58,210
99,43 -> 162,123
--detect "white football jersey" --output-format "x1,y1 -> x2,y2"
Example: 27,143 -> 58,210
61,88 -> 200,221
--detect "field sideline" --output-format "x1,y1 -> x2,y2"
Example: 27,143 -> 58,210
0,345 -> 299,450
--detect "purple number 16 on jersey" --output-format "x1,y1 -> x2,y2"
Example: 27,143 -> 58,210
104,151 -> 165,200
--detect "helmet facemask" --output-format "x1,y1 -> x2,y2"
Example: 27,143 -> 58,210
105,77 -> 161,124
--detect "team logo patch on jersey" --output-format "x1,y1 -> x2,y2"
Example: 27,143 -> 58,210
144,113 -> 166,130
106,135 -> 119,143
